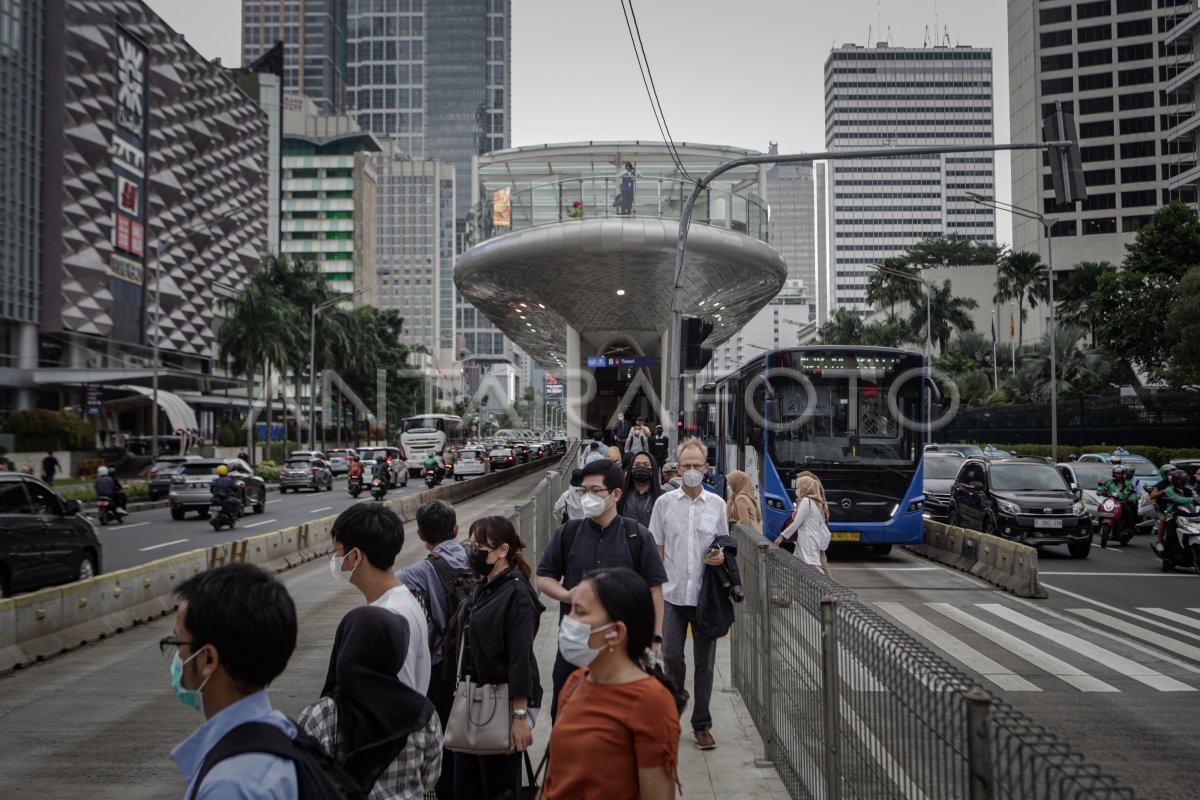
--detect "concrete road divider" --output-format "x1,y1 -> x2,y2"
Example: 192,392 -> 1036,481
0,449 -> 576,674
906,519 -> 1048,599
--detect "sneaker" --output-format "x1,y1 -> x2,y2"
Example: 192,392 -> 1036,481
694,730 -> 716,750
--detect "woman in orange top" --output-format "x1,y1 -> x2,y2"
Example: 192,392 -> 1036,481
541,567 -> 683,799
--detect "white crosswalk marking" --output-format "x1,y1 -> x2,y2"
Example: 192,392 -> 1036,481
1143,608 -> 1200,632
1070,609 -> 1200,663
980,604 -> 1195,693
928,603 -> 1117,693
876,603 -> 1040,692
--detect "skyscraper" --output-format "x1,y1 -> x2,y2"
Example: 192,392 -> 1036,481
824,43 -> 996,315
240,0 -> 347,113
1008,0 -> 1196,268
765,148 -> 827,323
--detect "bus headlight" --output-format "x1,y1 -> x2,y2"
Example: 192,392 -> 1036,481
765,497 -> 787,510
907,499 -> 924,513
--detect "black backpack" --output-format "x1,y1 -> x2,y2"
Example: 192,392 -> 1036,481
426,551 -> 479,676
559,517 -> 645,573
187,722 -> 367,800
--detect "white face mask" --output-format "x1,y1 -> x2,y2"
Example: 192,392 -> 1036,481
558,615 -> 615,668
682,469 -> 705,489
580,493 -> 607,519
329,549 -> 358,584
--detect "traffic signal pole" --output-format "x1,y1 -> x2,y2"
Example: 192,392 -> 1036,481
665,139 -> 1078,456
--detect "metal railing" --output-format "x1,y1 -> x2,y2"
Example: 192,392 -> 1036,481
505,441 -> 578,565
469,176 -> 770,246
731,525 -> 1135,800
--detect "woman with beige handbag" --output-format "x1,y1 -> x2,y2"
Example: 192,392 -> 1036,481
445,516 -> 545,799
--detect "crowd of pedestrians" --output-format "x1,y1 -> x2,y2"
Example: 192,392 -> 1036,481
168,429 -> 833,800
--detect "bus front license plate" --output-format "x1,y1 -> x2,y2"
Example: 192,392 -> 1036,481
831,532 -> 861,542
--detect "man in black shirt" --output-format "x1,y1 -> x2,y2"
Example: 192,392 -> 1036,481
535,458 -> 668,719
42,451 -> 61,485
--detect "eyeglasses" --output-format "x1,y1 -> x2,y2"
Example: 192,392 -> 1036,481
678,462 -> 706,471
574,487 -> 611,498
159,635 -> 198,663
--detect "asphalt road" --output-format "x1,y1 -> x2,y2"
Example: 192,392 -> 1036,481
834,532 -> 1200,799
0,471 -> 550,800
92,471 -> 498,573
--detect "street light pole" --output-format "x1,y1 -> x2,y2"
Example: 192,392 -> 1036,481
964,193 -> 1059,462
310,287 -> 370,451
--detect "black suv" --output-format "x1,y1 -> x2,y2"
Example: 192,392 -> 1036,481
922,452 -> 965,522
949,456 -> 1092,558
0,474 -> 102,597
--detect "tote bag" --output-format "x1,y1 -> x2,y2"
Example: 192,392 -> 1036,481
443,626 -> 512,755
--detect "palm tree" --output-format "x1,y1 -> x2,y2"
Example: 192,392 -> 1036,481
914,280 -> 978,353
865,257 -> 921,316
1019,324 -> 1111,396
1056,261 -> 1115,342
861,314 -> 913,348
816,309 -> 865,345
994,250 -> 1049,347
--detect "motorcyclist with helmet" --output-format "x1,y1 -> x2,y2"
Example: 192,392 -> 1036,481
348,455 -> 363,480
211,464 -> 242,520
1160,469 -> 1197,571
1150,463 -> 1177,556
1098,465 -> 1138,547
93,466 -> 128,519
372,456 -> 392,489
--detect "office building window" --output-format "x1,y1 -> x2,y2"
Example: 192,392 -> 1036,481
1040,6 -> 1073,24
1078,24 -> 1113,42
1083,217 -> 1117,235
1041,29 -> 1073,48
1076,1 -> 1112,19
1079,48 -> 1114,67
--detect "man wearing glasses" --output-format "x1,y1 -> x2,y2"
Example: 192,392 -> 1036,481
648,437 -> 729,751
535,458 -> 668,720
163,564 -> 299,799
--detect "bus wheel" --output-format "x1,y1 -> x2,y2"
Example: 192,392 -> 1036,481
871,544 -> 893,556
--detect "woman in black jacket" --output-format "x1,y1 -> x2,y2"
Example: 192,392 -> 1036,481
454,515 -> 545,799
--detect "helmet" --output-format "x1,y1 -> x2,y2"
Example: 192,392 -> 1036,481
1112,466 -> 1125,479
1161,463 -> 1177,480
352,455 -> 360,462
97,466 -> 109,476
1110,455 -> 1122,465
1171,469 -> 1188,486
216,465 -> 229,476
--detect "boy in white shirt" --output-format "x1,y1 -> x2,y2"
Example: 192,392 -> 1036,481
329,504 -> 431,694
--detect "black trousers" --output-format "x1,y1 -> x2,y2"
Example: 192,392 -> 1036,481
453,751 -> 521,800
427,662 -> 455,800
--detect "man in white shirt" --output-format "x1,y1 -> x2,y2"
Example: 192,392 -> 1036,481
329,504 -> 431,694
648,437 -> 729,752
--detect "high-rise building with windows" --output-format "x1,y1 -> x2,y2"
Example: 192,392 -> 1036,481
765,146 -> 827,323
824,43 -> 996,315
373,144 -> 455,364
1009,0 -> 1196,269
240,0 -> 347,113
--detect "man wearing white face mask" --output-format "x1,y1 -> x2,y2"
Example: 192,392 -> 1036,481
648,437 -> 729,751
535,459 -> 668,721
329,504 -> 431,694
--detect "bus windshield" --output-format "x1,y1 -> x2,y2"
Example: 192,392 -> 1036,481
756,350 -> 923,471
403,417 -> 445,433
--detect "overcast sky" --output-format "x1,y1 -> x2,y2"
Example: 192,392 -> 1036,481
148,0 -> 1014,240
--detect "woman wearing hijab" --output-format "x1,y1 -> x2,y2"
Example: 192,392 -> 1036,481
725,470 -> 762,534
775,473 -> 832,572
299,605 -> 442,799
618,451 -> 663,527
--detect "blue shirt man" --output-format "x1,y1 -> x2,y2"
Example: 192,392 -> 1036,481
396,501 -> 471,666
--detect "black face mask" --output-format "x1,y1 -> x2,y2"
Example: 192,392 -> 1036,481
631,466 -> 652,483
466,545 -> 493,577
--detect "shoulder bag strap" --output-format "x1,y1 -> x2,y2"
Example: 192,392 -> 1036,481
187,723 -> 293,800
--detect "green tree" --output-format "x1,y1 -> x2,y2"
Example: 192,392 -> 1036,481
861,314 -> 913,348
994,250 -> 1049,347
906,234 -> 1005,270
816,309 -> 864,345
1019,325 -> 1111,398
1055,261 -> 1115,341
865,257 -> 921,316
935,331 -> 994,377
1122,200 -> 1200,277
1166,265 -> 1200,385
1092,269 -> 1176,379
916,280 -> 978,353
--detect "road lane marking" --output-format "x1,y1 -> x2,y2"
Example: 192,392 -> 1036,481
1040,571 -> 1192,576
108,521 -> 149,530
139,538 -> 189,552
830,566 -> 941,572
1142,608 -> 1200,631
309,507 -> 332,513
876,602 -> 1040,692
266,499 -> 282,505
980,604 -> 1194,692
928,603 -> 1116,693
1069,608 -> 1200,663
243,518 -> 277,528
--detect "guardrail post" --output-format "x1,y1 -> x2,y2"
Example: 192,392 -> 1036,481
820,596 -> 842,800
965,687 -> 994,800
755,542 -> 773,766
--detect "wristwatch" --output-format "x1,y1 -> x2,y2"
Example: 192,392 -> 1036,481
511,709 -> 529,720
652,634 -> 664,644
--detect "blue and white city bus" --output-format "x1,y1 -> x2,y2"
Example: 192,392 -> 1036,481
694,346 -> 926,553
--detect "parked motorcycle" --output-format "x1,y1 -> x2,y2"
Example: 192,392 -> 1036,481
209,498 -> 238,531
96,496 -> 120,526
348,474 -> 363,498
370,477 -> 388,501
1095,495 -> 1135,548
1161,507 -> 1200,574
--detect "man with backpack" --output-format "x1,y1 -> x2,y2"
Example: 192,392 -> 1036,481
168,564 -> 367,800
535,458 -> 668,720
396,500 -> 473,800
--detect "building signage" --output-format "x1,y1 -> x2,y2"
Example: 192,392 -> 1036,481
492,188 -> 511,227
586,356 -> 658,368
544,374 -> 564,399
111,26 -> 148,343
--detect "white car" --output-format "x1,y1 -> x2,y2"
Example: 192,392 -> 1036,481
452,448 -> 491,480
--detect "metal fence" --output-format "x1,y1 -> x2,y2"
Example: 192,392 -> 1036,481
505,441 -> 578,565
731,526 -> 1136,800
